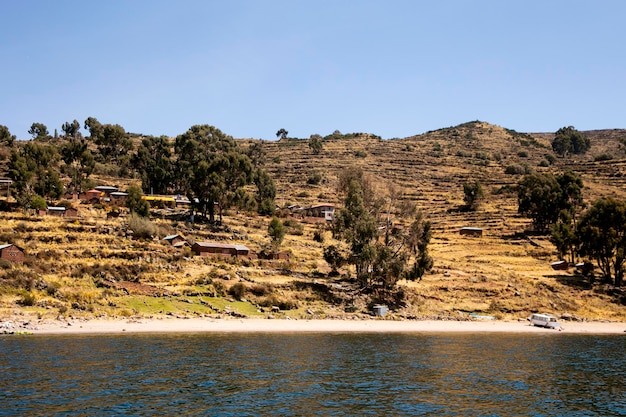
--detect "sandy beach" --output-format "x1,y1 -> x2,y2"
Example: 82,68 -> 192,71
3,317 -> 624,335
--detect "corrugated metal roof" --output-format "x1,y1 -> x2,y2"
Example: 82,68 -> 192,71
95,186 -> 119,192
193,242 -> 249,251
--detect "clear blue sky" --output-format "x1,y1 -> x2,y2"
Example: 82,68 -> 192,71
2,0 -> 624,140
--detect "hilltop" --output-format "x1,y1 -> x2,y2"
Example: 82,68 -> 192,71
1,121 -> 625,323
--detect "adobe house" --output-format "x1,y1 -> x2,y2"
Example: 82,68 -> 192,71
85,189 -> 105,203
191,242 -> 253,258
46,206 -> 66,217
0,244 -> 24,264
459,227 -> 483,237
164,234 -> 187,246
261,251 -> 291,261
41,206 -> 78,218
110,192 -> 128,204
304,204 -> 335,222
65,207 -> 78,218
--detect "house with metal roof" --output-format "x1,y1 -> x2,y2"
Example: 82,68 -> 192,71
191,242 -> 254,258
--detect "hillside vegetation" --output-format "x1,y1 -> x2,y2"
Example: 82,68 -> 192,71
1,121 -> 626,322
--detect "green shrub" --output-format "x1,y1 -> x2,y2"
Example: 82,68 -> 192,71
307,172 -> 322,185
258,295 -> 298,310
313,229 -> 324,243
504,164 -> 525,175
594,153 -> 613,162
30,195 -> 47,210
250,284 -> 272,296
18,291 -> 37,306
228,282 -> 247,300
128,214 -> 157,239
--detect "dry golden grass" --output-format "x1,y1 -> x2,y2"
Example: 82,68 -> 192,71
1,122 -> 626,321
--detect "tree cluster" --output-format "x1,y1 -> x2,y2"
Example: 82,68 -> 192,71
1,121 -> 276,221
552,126 -> 590,156
329,167 -> 433,300
517,171 -> 583,233
518,171 -> 626,286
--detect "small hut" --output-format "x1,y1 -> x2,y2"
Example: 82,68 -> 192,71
0,244 -> 24,264
460,227 -> 483,237
164,234 -> 187,246
191,242 -> 253,258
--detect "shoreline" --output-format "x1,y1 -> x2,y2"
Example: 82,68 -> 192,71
3,317 -> 625,335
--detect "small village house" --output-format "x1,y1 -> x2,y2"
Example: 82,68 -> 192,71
64,207 -> 78,218
46,206 -> 66,217
303,203 -> 335,222
191,242 -> 254,259
459,227 -> 483,237
164,234 -> 187,247
0,244 -> 24,264
110,192 -> 128,204
85,189 -> 105,203
260,250 -> 291,261
39,206 -> 78,218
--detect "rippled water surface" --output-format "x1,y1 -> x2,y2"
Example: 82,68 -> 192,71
1,333 -> 624,416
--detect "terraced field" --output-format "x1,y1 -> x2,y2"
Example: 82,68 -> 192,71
1,121 -> 626,321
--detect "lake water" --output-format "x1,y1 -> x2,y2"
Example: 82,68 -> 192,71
1,332 -> 624,416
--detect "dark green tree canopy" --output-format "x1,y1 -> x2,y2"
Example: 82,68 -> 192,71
517,173 -> 562,232
246,141 -> 266,167
98,124 -> 133,163
254,168 -> 276,215
174,125 -> 254,223
61,133 -> 94,193
462,180 -> 484,212
0,125 -> 16,146
28,122 -> 50,141
309,134 -> 323,154
268,217 -> 285,250
133,135 -> 173,195
9,142 -> 63,205
552,126 -> 590,156
276,128 -> 288,140
519,171 -> 584,233
84,117 -> 103,140
577,197 -> 626,286
126,183 -> 150,217
61,120 -> 82,139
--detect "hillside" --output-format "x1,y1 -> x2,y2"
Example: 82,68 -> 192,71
1,121 -> 626,323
